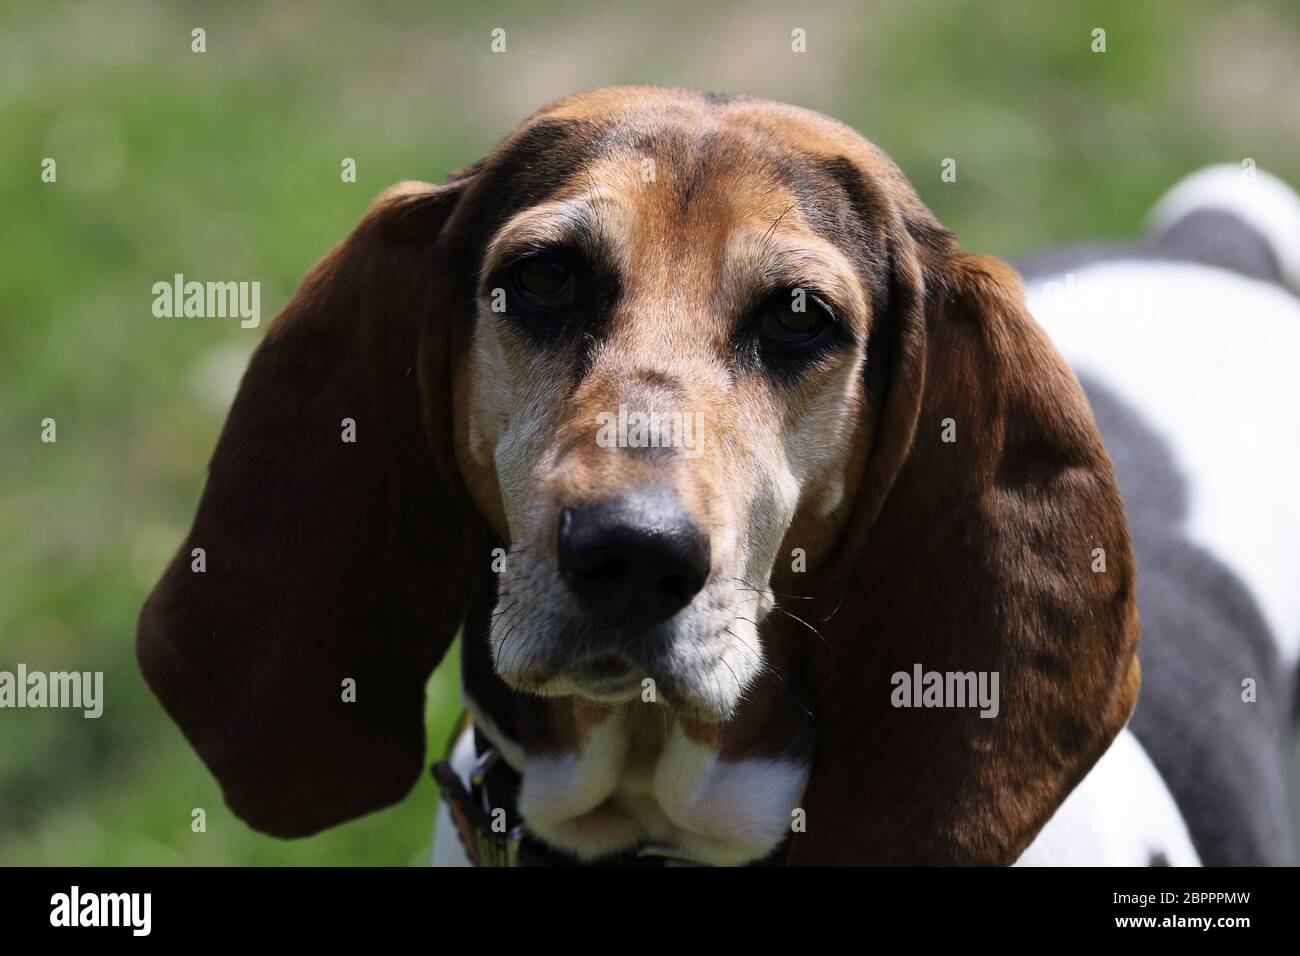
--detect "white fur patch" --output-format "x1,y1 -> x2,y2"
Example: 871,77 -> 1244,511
1027,262 -> 1300,664
517,714 -> 644,861
432,709 -> 811,866
650,721 -> 809,865
1017,727 -> 1199,866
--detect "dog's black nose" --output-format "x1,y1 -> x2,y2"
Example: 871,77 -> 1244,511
556,494 -> 710,625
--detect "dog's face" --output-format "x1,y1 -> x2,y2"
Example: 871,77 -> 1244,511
140,86 -> 1139,865
452,89 -> 902,720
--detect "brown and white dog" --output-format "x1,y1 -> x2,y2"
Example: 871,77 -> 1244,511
137,87 -> 1300,866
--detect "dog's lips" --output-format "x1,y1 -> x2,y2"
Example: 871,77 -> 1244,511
575,652 -> 636,680
497,646 -> 736,719
495,647 -> 643,701
561,653 -> 644,701
490,601 -> 752,720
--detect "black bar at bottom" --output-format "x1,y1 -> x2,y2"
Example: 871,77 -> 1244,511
0,866 -> 1286,941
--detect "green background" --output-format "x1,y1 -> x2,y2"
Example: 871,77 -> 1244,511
2,0 -> 1298,864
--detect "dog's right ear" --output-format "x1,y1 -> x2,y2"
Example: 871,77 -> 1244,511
137,176 -> 490,837
791,171 -> 1139,864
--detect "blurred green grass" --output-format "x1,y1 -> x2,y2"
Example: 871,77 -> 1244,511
1,0 -> 1297,864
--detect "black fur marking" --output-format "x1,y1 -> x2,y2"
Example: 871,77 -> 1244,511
1081,375 -> 1296,865
1014,209 -> 1287,291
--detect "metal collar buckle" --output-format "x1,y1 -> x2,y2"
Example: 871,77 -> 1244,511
473,821 -> 527,868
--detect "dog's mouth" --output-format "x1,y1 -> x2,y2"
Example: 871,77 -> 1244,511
486,528 -> 769,723
493,617 -> 758,723
563,653 -> 644,702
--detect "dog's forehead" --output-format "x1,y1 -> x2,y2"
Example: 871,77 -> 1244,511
464,87 -> 912,316
524,86 -> 925,213
510,91 -> 864,208
532,86 -> 872,161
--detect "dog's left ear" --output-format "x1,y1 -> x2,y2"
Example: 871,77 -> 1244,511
137,178 -> 489,837
791,202 -> 1140,864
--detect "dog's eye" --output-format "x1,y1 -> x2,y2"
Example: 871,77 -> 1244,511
759,289 -> 834,346
513,255 -> 576,308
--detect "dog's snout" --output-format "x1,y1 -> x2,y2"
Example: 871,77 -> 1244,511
557,495 -> 710,625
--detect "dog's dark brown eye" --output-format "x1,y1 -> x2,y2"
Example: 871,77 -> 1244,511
759,290 -> 833,345
513,256 -> 576,307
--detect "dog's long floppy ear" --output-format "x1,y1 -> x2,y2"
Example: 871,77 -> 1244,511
137,177 -> 488,837
792,204 -> 1140,864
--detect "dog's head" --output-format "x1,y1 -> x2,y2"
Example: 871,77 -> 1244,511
455,89 -> 918,719
139,87 -> 1139,864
